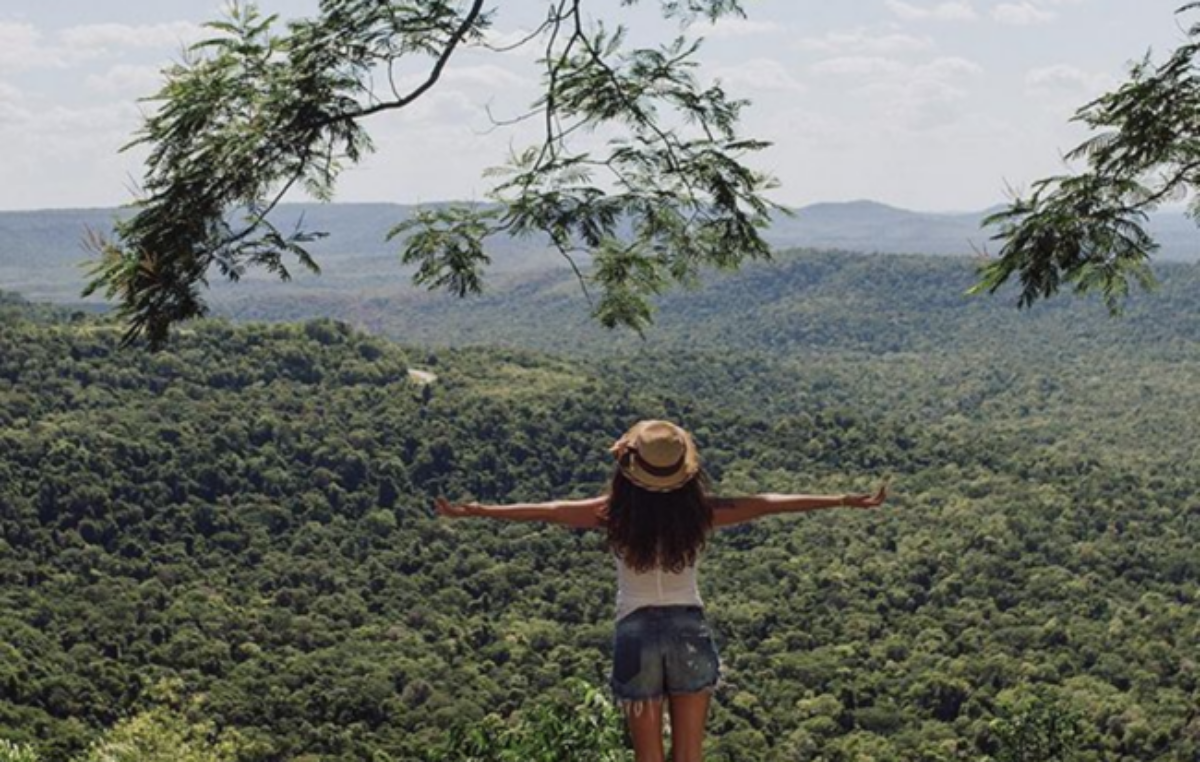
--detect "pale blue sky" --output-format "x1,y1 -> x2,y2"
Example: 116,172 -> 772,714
0,0 -> 1187,211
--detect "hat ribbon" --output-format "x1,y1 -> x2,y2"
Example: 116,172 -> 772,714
631,450 -> 686,477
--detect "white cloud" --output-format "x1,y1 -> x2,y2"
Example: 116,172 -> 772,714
0,80 -> 28,128
37,103 -> 141,139
885,1 -> 978,21
797,29 -> 934,55
812,54 -> 981,81
924,56 -> 984,78
58,22 -> 204,53
1026,64 -> 1112,93
809,54 -> 983,131
1023,64 -> 1113,121
392,89 -> 484,125
1,20 -> 204,75
85,64 -> 166,96
444,64 -> 528,89
698,18 -> 784,39
712,58 -> 805,93
396,64 -> 529,94
992,3 -> 1057,25
388,65 -> 532,128
0,98 -> 147,209
0,22 -> 64,72
905,58 -> 984,128
811,56 -> 904,77
0,100 -> 141,163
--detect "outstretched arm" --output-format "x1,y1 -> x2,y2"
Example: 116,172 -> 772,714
435,495 -> 608,529
712,483 -> 888,528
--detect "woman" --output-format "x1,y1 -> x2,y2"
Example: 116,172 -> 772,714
436,419 -> 888,762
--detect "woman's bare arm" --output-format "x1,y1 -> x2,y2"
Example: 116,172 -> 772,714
435,495 -> 608,529
712,483 -> 888,528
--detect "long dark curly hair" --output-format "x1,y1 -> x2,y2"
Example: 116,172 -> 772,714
603,466 -> 714,573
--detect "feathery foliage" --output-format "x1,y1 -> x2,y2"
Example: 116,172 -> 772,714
84,0 -> 778,347
973,2 -> 1200,311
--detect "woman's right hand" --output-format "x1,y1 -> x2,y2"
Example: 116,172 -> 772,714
843,482 -> 888,509
435,496 -> 478,518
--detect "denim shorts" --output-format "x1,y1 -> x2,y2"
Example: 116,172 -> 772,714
609,605 -> 721,715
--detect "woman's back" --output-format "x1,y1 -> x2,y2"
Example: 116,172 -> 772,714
614,551 -> 704,622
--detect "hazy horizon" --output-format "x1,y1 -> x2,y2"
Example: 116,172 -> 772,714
0,197 -> 1193,218
0,196 -> 1001,216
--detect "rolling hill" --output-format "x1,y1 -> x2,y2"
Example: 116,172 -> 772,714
4,200 -> 1196,307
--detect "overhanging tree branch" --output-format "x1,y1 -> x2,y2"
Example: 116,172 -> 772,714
331,0 -> 485,122
974,3 -> 1200,312
88,0 -> 778,347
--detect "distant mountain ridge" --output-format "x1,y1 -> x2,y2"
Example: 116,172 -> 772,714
769,199 -> 1198,260
2,200 -> 1196,303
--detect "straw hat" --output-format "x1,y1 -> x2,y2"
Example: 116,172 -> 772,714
610,420 -> 700,492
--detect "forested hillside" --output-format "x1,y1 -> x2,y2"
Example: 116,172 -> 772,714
2,289 -> 1198,761
4,202 -> 1196,307
210,247 -> 1200,360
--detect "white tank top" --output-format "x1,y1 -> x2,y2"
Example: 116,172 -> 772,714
614,552 -> 704,622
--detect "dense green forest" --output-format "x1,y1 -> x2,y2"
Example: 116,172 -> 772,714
2,252 -> 1199,762
205,248 -> 1200,360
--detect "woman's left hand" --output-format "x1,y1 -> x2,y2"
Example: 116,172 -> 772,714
843,483 -> 888,509
435,496 -> 479,518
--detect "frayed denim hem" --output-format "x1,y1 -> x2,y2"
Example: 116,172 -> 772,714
612,675 -> 721,719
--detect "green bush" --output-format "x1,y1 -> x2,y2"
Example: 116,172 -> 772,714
75,708 -> 242,762
425,678 -> 632,762
0,740 -> 41,762
990,685 -> 1085,762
